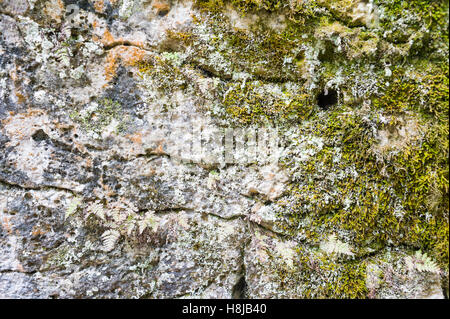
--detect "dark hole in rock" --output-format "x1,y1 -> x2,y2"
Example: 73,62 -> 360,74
318,40 -> 335,62
317,89 -> 338,110
294,50 -> 305,64
197,66 -> 215,78
158,9 -> 169,17
32,129 -> 49,142
232,275 -> 248,299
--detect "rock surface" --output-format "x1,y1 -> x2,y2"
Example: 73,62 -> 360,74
0,0 -> 448,298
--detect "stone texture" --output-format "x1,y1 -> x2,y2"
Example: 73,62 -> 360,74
0,0 -> 448,299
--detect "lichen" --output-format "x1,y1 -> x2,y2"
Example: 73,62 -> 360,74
7,0 -> 445,299
275,61 -> 449,272
69,98 -> 128,137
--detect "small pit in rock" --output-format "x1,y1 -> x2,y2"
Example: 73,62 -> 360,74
317,89 -> 338,110
158,9 -> 169,16
232,276 -> 248,299
32,129 -> 49,142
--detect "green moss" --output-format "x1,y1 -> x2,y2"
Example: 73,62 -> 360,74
231,0 -> 283,12
376,0 -> 449,29
373,63 -> 449,119
374,0 -> 449,47
189,0 -> 324,81
136,55 -> 187,94
193,0 -> 225,13
222,81 -> 315,124
141,0 -> 449,278
298,250 -> 368,299
220,23 -> 309,81
70,98 -> 127,136
165,30 -> 194,47
194,0 -> 323,19
268,246 -> 368,298
273,48 -> 449,263
277,75 -> 448,265
194,0 -> 284,13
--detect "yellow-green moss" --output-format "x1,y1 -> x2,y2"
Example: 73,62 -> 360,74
70,98 -> 127,135
222,81 -> 315,124
194,0 -> 285,13
136,55 -> 187,94
298,252 -> 368,299
188,1 -> 320,82
374,0 -> 449,46
276,61 -> 449,266
373,63 -> 449,119
268,246 -> 368,298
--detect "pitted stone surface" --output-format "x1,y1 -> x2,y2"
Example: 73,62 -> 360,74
0,0 -> 448,299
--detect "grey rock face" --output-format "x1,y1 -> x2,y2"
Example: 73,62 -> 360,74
0,0 -> 448,298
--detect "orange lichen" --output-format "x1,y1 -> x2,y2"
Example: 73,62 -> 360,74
152,141 -> 167,156
104,45 -> 148,83
8,67 -> 28,104
15,90 -> 27,104
92,26 -> 144,49
43,0 -> 65,23
102,29 -> 116,47
94,0 -> 105,13
1,109 -> 47,141
92,25 -> 149,85
152,0 -> 171,14
127,132 -> 143,145
1,216 -> 13,235
31,226 -> 47,237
